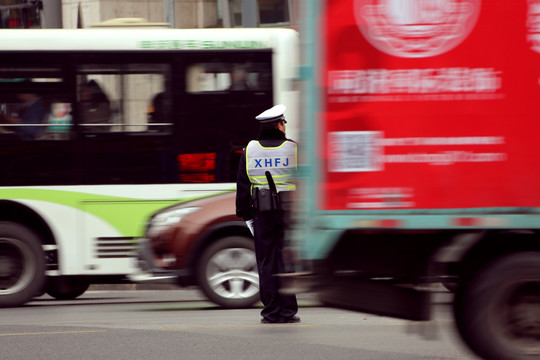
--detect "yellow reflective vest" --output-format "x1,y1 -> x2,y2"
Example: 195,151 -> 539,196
245,140 -> 297,192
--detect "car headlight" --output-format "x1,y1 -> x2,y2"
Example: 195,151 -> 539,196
146,206 -> 200,238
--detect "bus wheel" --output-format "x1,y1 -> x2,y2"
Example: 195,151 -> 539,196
196,236 -> 259,308
454,252 -> 540,360
0,222 -> 46,308
46,277 -> 90,300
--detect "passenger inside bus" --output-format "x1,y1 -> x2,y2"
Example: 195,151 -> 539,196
147,91 -> 171,133
229,66 -> 251,91
4,93 -> 47,140
78,79 -> 111,132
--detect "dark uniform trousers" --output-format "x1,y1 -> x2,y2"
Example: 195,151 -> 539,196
253,208 -> 298,322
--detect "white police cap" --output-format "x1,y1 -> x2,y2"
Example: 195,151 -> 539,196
255,104 -> 286,124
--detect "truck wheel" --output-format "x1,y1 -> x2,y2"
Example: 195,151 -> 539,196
46,277 -> 90,300
454,252 -> 540,360
196,236 -> 259,308
0,222 -> 46,307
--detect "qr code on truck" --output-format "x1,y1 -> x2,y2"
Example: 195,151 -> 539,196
329,131 -> 383,172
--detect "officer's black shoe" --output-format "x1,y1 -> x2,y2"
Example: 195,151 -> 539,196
261,317 -> 278,324
279,316 -> 301,324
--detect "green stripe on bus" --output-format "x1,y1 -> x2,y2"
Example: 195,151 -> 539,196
0,189 -> 226,236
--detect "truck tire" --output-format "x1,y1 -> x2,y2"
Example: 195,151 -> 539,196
196,236 -> 259,308
454,252 -> 540,360
0,222 -> 46,307
46,276 -> 90,300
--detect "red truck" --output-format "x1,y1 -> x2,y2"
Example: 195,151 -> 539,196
289,1 -> 540,359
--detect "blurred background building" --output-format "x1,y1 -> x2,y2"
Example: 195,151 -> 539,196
0,0 -> 297,29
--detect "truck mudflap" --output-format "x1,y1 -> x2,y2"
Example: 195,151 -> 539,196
280,272 -> 431,321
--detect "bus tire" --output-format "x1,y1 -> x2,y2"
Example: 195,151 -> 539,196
453,252 -> 540,360
46,276 -> 90,300
0,221 -> 46,308
196,236 -> 259,308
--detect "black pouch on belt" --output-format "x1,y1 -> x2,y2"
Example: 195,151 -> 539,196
251,187 -> 275,212
250,171 -> 281,212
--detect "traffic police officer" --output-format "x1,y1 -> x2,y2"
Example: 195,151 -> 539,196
236,104 -> 299,324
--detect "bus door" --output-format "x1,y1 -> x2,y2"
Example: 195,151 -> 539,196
180,51 -> 274,183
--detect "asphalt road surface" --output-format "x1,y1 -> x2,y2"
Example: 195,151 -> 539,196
0,287 -> 479,360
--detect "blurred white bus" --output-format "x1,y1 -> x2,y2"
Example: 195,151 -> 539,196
0,28 -> 299,307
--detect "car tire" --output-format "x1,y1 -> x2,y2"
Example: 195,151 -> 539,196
0,221 -> 46,308
197,236 -> 259,308
453,252 -> 540,360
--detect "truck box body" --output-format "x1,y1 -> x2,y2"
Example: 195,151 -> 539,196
321,1 -> 540,211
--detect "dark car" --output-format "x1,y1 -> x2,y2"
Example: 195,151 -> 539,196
137,191 -> 259,308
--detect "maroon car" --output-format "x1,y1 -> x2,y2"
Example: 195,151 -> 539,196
138,191 -> 259,308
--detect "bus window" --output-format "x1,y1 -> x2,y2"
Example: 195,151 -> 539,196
76,64 -> 172,134
186,62 -> 271,93
0,66 -> 72,141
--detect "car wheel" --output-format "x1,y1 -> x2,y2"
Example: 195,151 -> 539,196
0,222 -> 46,307
197,236 -> 259,308
46,276 -> 90,300
454,252 -> 540,360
